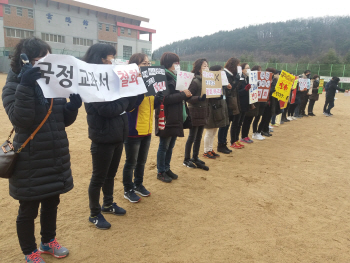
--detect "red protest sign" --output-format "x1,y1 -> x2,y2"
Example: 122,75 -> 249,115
257,71 -> 273,102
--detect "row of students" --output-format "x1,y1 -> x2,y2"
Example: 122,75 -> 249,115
2,37 -> 346,263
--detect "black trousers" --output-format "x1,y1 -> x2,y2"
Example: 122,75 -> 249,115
258,105 -> 271,133
242,115 -> 254,138
324,97 -> 335,114
308,99 -> 316,114
252,115 -> 261,133
282,104 -> 289,119
89,141 -> 123,217
288,104 -> 296,116
230,112 -> 246,144
184,126 -> 204,161
300,92 -> 309,114
17,195 -> 60,255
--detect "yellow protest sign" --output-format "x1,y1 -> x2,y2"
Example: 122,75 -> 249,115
319,79 -> 324,88
292,79 -> 298,90
272,70 -> 295,102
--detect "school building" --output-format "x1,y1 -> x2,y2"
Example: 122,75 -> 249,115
0,0 -> 156,59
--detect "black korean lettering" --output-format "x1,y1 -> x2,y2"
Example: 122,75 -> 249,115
99,72 -> 109,90
38,62 -> 54,84
56,65 -> 73,88
79,69 -> 90,87
88,72 -> 98,91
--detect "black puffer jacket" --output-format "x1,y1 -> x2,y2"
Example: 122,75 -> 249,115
155,72 -> 188,137
85,98 -> 131,144
2,70 -> 78,201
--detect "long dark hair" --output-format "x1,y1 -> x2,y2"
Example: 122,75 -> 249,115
11,37 -> 52,74
224,57 -> 240,75
82,43 -> 116,64
191,58 -> 208,75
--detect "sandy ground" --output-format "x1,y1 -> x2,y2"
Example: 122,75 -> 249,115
1,72 -> 350,263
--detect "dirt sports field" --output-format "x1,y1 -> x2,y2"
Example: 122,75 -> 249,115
1,72 -> 350,263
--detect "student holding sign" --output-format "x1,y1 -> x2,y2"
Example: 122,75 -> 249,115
307,75 -> 320,116
155,52 -> 192,183
217,57 -> 241,153
299,70 -> 311,117
122,53 -> 163,203
84,44 -> 137,230
2,37 -> 81,262
183,59 -> 210,169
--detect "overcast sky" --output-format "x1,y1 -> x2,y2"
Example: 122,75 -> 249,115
80,0 -> 350,51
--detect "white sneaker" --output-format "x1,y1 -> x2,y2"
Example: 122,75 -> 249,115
269,125 -> 273,129
291,116 -> 297,120
287,116 -> 293,121
258,133 -> 266,140
253,133 -> 265,140
252,132 -> 258,139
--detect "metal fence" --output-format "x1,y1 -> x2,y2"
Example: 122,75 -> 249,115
1,47 -> 349,88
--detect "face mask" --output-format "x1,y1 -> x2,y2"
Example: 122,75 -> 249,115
174,64 -> 180,74
245,69 -> 251,76
109,59 -> 116,65
316,79 -> 320,83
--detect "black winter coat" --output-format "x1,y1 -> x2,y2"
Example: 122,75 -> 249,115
85,97 -> 133,144
2,71 -> 78,201
237,75 -> 250,112
326,80 -> 345,99
155,72 -> 188,137
224,69 -> 241,116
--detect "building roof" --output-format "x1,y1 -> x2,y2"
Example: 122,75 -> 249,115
51,0 -> 149,22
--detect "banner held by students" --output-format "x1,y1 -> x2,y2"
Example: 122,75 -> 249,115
272,70 -> 295,102
257,71 -> 273,102
34,54 -> 147,102
140,66 -> 168,96
202,71 -> 222,98
249,71 -> 258,104
221,71 -> 229,86
299,78 -> 308,91
318,79 -> 324,94
176,71 -> 194,91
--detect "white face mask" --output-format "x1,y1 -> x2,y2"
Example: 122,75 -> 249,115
245,69 -> 251,76
174,64 -> 180,74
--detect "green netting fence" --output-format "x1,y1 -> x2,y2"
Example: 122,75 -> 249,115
1,47 -> 349,89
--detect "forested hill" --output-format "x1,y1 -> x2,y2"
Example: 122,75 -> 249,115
152,16 -> 350,63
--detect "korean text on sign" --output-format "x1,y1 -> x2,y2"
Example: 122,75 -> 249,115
35,54 -> 147,102
140,66 -> 168,96
257,71 -> 273,102
202,70 -> 222,98
272,70 -> 295,102
176,71 -> 194,91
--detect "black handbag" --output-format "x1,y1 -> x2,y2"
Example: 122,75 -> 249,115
0,99 -> 53,179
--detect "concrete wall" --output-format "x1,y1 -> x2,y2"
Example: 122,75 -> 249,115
0,56 -> 11,73
34,0 -> 98,52
117,36 -> 152,58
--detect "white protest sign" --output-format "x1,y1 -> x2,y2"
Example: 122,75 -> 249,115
176,71 -> 194,91
221,71 -> 229,86
299,78 -> 308,91
34,54 -> 146,102
249,84 -> 258,104
249,71 -> 258,85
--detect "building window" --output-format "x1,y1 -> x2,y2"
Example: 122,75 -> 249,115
28,9 -> 34,18
106,25 -> 109,32
17,7 -> 22,16
123,46 -> 132,60
41,33 -> 65,43
99,41 -> 117,48
6,28 -> 33,38
73,37 -> 93,46
142,48 -> 152,57
121,27 -> 125,34
98,23 -> 102,30
128,29 -> 131,35
4,5 -> 11,14
113,26 -> 116,32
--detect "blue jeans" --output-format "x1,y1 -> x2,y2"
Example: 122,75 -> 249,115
123,135 -> 152,191
157,136 -> 177,173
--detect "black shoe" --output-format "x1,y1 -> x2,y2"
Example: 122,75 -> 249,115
308,113 -> 316,116
166,169 -> 178,180
301,113 -> 309,117
183,159 -> 196,168
194,161 -> 209,171
157,172 -> 172,183
225,144 -> 232,152
261,131 -> 272,137
217,143 -> 230,154
282,118 -> 290,122
101,202 -> 127,215
124,189 -> 141,203
134,185 -> 151,197
191,157 -> 205,165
